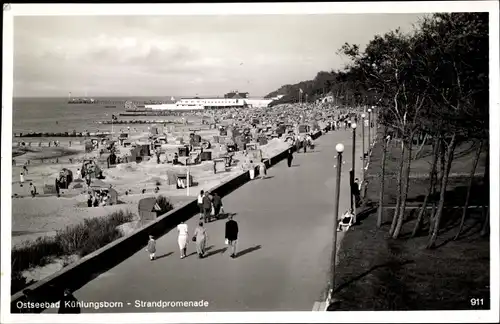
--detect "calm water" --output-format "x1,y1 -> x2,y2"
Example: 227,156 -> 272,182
12,97 -> 178,134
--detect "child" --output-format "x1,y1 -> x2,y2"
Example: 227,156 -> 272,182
146,235 -> 156,261
29,182 -> 36,198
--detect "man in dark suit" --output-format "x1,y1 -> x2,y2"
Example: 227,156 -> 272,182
202,191 -> 212,223
212,193 -> 223,219
225,215 -> 239,258
58,289 -> 81,314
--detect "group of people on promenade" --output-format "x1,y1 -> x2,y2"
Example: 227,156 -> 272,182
145,188 -> 239,260
146,216 -> 239,260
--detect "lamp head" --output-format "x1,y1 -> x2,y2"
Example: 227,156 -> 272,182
335,143 -> 344,153
361,113 -> 366,118
351,123 -> 357,129
368,108 -> 372,113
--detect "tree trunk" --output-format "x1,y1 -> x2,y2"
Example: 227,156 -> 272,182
480,143 -> 489,237
480,207 -> 489,237
454,140 -> 483,240
392,139 -> 413,238
412,137 -> 439,237
414,133 -> 429,159
377,129 -> 389,228
427,134 -> 457,249
389,139 -> 406,236
429,137 -> 445,236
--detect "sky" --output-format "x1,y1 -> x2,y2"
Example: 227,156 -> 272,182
13,14 -> 423,98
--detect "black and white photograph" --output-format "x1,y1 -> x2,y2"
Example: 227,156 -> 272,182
1,2 -> 499,323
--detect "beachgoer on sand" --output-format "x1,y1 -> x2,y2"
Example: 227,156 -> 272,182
29,182 -> 36,198
20,172 -> 25,187
87,192 -> 93,207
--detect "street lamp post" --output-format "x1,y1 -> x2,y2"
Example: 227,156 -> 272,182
331,143 -> 344,300
368,108 -> 372,159
350,123 -> 357,213
361,113 -> 366,183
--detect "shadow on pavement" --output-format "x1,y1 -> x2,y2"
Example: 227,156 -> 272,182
205,247 -> 228,258
262,176 -> 275,180
155,252 -> 173,260
215,212 -> 238,221
236,245 -> 262,258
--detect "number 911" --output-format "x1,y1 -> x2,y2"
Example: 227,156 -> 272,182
470,298 -> 484,306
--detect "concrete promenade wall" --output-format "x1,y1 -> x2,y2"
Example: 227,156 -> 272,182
10,131 -> 323,312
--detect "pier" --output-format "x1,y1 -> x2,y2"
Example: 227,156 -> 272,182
97,119 -> 182,125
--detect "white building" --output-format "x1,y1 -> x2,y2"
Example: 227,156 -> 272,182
145,97 -> 273,110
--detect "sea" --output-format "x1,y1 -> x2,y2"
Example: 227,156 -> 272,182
12,96 -> 181,134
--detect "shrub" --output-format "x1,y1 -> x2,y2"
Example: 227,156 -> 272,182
156,195 -> 174,215
11,237 -> 64,275
55,210 -> 134,257
11,210 -> 134,294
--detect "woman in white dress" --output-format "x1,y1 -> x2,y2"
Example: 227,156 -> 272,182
177,221 -> 189,259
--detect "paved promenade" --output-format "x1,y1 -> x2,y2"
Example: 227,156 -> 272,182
44,128 -> 367,313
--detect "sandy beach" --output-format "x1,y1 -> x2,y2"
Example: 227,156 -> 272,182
11,120 -> 291,247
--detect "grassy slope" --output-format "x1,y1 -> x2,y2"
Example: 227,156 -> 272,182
328,129 -> 490,311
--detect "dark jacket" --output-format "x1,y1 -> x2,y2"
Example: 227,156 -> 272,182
212,195 -> 222,208
225,220 -> 239,241
202,195 -> 212,209
58,294 -> 81,314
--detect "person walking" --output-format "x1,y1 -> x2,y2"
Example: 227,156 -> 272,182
193,222 -> 208,258
287,148 -> 294,168
20,172 -> 25,187
58,289 -> 80,314
146,235 -> 156,261
259,161 -> 267,179
212,192 -> 223,219
20,289 -> 36,313
197,190 -> 205,219
225,215 -> 239,258
353,178 -> 362,207
177,221 -> 189,259
202,191 -> 212,223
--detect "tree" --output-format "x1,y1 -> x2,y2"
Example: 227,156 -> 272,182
377,127 -> 389,228
454,140 -> 483,240
411,136 -> 440,237
417,13 -> 489,248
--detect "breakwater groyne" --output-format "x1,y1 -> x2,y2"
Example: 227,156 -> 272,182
120,112 -> 176,116
14,132 -> 112,138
